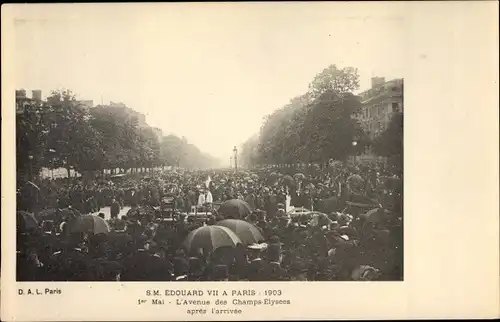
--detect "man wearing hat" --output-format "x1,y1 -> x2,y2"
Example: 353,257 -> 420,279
110,198 -> 121,220
173,249 -> 190,279
246,212 -> 258,224
211,264 -> 229,281
197,188 -> 206,209
288,259 -> 308,281
244,188 -> 257,210
265,241 -> 286,281
146,242 -> 174,281
120,236 -> 155,281
48,232 -> 94,281
188,257 -> 206,281
246,245 -> 268,281
263,188 -> 278,220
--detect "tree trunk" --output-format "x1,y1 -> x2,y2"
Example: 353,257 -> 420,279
66,165 -> 71,179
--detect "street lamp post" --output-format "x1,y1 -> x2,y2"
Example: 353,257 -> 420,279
27,155 -> 36,212
233,146 -> 238,172
352,140 -> 358,164
28,155 -> 34,182
230,156 -> 233,169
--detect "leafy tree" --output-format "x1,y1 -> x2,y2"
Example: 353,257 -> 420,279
16,99 -> 49,183
299,90 -> 366,163
137,127 -> 160,168
16,87 -> 221,181
241,135 -> 260,168
90,104 -> 141,172
309,64 -> 360,98
253,64 -> 366,166
159,134 -> 220,169
44,89 -> 104,176
160,135 -> 184,167
372,112 -> 403,168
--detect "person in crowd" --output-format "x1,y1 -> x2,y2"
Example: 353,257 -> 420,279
110,198 -> 121,219
16,162 -> 402,282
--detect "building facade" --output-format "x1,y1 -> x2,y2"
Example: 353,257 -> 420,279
357,77 -> 403,140
16,89 -> 33,114
109,101 -> 147,127
355,77 -> 404,161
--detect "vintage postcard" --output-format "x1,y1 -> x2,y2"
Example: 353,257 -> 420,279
1,2 -> 499,321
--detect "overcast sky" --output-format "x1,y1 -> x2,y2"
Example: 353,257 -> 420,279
14,3 -> 405,161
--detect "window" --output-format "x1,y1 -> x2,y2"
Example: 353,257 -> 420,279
392,102 -> 399,112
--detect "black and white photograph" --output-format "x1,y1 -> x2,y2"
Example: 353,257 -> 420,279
13,4 -> 405,283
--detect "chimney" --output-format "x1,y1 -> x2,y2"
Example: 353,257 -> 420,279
32,90 -> 42,101
371,77 -> 386,88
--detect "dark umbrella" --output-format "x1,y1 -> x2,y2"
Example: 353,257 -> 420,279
216,219 -> 265,245
59,207 -> 82,219
68,214 -> 110,235
182,225 -> 242,256
35,208 -> 59,221
218,199 -> 252,219
17,211 -> 39,234
294,173 -> 306,181
359,208 -> 390,224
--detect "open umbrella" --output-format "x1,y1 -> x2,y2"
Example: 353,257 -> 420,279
68,214 -> 110,235
251,174 -> 259,180
26,180 -> 41,191
17,211 -> 39,234
182,225 -> 242,255
358,208 -> 390,224
305,183 -> 316,190
347,174 -> 365,194
35,208 -> 59,221
218,199 -> 252,219
216,219 -> 264,245
59,207 -> 82,219
294,173 -> 306,181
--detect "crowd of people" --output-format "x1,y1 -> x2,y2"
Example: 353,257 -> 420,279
17,161 -> 403,282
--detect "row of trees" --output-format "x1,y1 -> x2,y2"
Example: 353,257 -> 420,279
240,64 -> 402,168
17,89 -> 219,182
